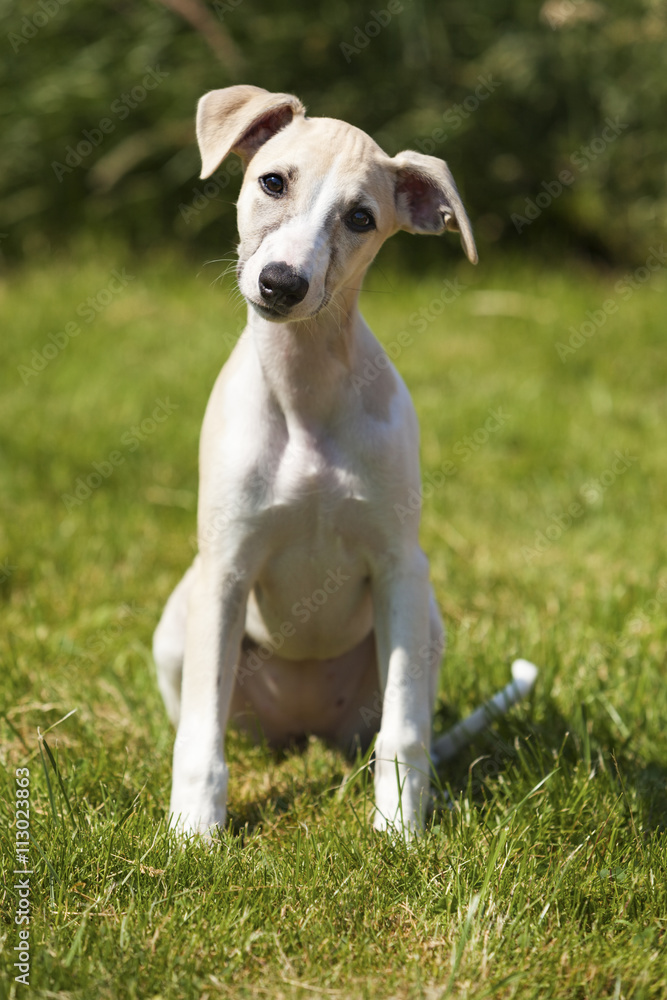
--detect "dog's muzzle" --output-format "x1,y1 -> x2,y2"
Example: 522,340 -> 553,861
258,262 -> 310,314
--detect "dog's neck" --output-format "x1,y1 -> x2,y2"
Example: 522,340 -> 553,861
246,284 -> 362,436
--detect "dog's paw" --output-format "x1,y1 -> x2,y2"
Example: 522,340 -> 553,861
372,807 -> 423,841
169,808 -> 226,842
373,749 -> 429,839
168,794 -> 227,840
169,758 -> 229,841
372,782 -> 425,840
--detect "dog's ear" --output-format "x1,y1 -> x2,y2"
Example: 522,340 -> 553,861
197,85 -> 306,179
392,150 -> 478,264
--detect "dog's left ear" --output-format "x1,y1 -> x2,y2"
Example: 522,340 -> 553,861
392,150 -> 478,264
197,84 -> 306,179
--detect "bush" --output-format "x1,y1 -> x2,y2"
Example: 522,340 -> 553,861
0,0 -> 663,266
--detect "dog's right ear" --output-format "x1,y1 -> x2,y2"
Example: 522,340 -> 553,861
392,150 -> 478,264
196,85 -> 305,179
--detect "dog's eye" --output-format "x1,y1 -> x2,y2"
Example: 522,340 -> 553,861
260,174 -> 285,196
346,208 -> 375,232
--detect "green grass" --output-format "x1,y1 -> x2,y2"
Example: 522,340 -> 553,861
1,243 -> 666,999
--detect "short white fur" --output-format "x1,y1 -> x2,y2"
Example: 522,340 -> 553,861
153,85 -> 532,839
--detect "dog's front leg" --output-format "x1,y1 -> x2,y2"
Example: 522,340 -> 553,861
372,550 -> 432,836
169,555 -> 248,836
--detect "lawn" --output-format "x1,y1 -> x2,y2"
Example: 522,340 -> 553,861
1,241 -> 666,999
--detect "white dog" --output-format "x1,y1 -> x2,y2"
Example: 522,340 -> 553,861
153,85 -> 477,837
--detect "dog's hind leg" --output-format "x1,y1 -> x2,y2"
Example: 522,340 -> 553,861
153,558 -> 199,727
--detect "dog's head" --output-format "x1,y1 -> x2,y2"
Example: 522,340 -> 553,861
197,85 -> 477,323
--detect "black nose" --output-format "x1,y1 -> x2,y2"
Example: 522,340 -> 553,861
258,262 -> 309,310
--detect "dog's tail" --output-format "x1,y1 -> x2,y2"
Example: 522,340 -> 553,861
430,659 -> 538,766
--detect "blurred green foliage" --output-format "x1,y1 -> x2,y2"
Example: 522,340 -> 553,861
0,0 -> 664,266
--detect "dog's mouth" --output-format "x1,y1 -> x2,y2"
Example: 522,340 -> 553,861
250,300 -> 296,320
248,298 -> 326,323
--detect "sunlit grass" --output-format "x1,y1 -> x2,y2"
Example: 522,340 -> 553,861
1,245 -> 666,999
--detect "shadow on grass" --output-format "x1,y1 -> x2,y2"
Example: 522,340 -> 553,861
429,694 -> 571,802
619,759 -> 667,834
431,693 -> 667,834
225,732 -> 355,836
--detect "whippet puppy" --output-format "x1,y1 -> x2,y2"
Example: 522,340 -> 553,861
153,85 -> 478,837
